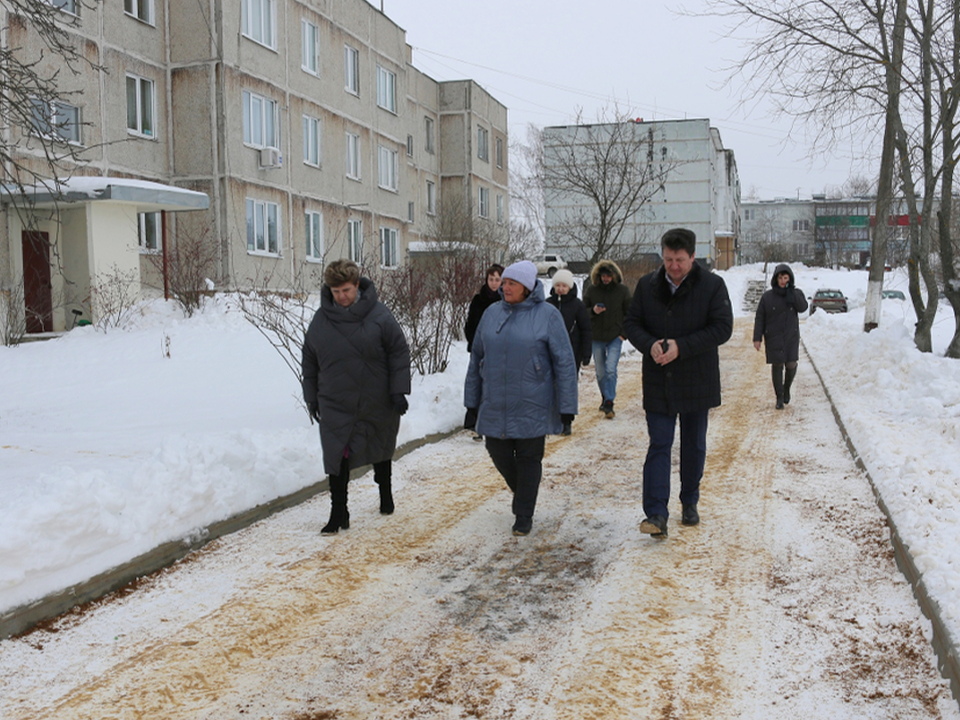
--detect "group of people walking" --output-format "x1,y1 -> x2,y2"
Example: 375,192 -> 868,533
301,230 -> 807,540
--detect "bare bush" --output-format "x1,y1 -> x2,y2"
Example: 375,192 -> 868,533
1,280 -> 27,346
145,228 -> 222,317
91,264 -> 141,331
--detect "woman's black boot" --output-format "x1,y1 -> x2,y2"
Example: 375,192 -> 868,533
321,472 -> 350,534
772,364 -> 785,409
783,365 -> 797,404
374,461 -> 394,515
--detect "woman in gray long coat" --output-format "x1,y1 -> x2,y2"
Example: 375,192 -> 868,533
753,263 -> 808,409
464,260 -> 578,536
302,259 -> 411,534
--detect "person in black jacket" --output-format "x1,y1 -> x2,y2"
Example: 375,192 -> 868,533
546,269 -> 592,435
753,263 -> 808,409
463,264 -> 503,438
623,228 -> 733,538
302,259 -> 411,534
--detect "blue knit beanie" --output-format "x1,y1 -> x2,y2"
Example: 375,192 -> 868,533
502,260 -> 538,291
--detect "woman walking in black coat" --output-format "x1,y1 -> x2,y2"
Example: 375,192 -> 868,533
546,269 -> 592,435
463,264 -> 503,438
302,259 -> 411,534
753,263 -> 808,409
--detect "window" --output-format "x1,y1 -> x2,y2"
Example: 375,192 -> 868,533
345,132 -> 361,179
242,0 -> 275,48
124,0 -> 153,24
49,0 -> 78,14
301,20 -> 319,75
305,210 -> 323,261
30,98 -> 81,144
348,218 -> 363,263
496,137 -> 503,169
378,145 -> 398,191
793,219 -> 811,232
246,198 -> 280,254
380,226 -> 398,268
344,45 -> 359,94
743,208 -> 755,221
376,65 -> 396,113
126,74 -> 155,138
424,117 -> 435,154
138,212 -> 160,252
243,90 -> 278,149
406,134 -> 414,157
478,187 -> 489,218
408,201 -> 415,222
477,126 -> 489,161
303,115 -> 321,166
426,180 -> 436,215
496,194 -> 504,224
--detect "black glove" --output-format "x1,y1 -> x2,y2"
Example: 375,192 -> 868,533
464,407 -> 478,430
308,403 -> 321,424
391,393 -> 409,415
561,413 -> 575,425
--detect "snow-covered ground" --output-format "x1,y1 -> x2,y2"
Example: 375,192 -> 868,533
1,263 -> 957,648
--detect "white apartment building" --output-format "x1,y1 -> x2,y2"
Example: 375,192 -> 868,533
542,118 -> 739,270
1,0 -> 508,332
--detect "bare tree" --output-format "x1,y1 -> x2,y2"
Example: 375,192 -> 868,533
538,106 -> 680,265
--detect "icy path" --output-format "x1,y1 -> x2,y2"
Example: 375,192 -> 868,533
0,322 -> 957,719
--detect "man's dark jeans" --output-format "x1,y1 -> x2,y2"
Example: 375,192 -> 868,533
485,436 -> 546,518
642,410 -> 709,519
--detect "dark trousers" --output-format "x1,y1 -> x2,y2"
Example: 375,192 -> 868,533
642,410 -> 709,519
484,436 -> 546,518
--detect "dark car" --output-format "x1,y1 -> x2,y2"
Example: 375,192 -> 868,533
882,289 -> 906,300
809,289 -> 848,314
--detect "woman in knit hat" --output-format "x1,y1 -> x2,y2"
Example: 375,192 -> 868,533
463,260 -> 579,536
547,269 -> 592,435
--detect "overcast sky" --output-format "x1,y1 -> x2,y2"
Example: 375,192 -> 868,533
381,0 -> 875,200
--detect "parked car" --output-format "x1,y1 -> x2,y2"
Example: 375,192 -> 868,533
533,254 -> 567,278
809,289 -> 848,314
882,289 -> 906,300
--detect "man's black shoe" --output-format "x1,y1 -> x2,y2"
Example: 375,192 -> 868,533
681,504 -> 700,526
640,515 -> 667,537
512,516 -> 533,536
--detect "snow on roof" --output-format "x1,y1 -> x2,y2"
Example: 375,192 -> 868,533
0,176 -> 209,212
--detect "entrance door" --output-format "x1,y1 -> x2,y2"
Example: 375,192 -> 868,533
22,231 -> 53,333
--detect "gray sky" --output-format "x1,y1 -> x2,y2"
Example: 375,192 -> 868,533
382,0 -> 874,200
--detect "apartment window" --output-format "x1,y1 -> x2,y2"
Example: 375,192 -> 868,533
743,208 -> 755,221
478,187 -> 489,218
124,0 -> 153,24
301,20 -> 319,75
305,210 -> 323,261
138,212 -> 160,252
424,117 -> 435,154
30,98 -> 81,144
496,137 -> 503,169
246,198 -> 280,255
406,134 -> 414,157
243,90 -> 278,149
376,65 -> 396,113
477,126 -> 489,161
126,74 -> 155,138
380,226 -> 398,268
50,0 -> 78,14
242,0 -> 275,49
407,201 -> 415,222
348,218 -> 363,263
793,219 -> 811,232
344,45 -> 360,95
303,115 -> 321,166
378,145 -> 398,191
496,194 -> 504,224
426,180 -> 436,215
345,132 -> 361,179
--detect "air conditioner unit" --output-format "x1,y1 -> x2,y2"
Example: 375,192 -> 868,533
259,147 -> 282,168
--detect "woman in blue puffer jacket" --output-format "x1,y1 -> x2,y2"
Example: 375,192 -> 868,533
464,260 -> 579,536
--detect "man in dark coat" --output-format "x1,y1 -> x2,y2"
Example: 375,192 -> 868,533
753,263 -> 808,409
302,259 -> 411,534
583,260 -> 632,418
623,228 -> 733,538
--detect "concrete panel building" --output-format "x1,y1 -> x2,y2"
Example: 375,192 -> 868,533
542,118 -> 739,270
1,0 -> 508,331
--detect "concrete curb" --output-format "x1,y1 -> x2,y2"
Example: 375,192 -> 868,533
803,337 -> 960,707
0,429 -> 457,640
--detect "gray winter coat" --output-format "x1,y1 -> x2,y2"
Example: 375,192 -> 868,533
753,264 -> 808,364
464,280 -> 579,439
302,277 -> 411,475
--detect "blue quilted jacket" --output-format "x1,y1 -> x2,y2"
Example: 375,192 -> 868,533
464,280 -> 578,439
